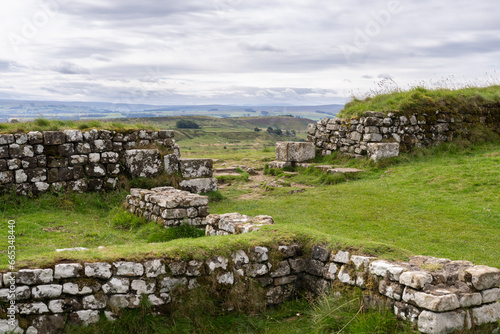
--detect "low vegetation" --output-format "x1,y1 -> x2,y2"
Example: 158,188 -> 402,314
0,118 -> 157,133
340,84 -> 500,118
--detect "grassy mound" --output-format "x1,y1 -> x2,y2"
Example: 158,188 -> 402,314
339,85 -> 500,118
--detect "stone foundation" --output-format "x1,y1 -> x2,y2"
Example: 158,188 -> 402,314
205,213 -> 274,236
1,244 -> 498,334
0,129 -> 217,195
308,109 -> 500,158
124,187 -> 209,227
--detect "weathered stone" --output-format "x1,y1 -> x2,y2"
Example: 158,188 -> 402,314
64,130 -> 83,142
207,256 -> 229,272
114,261 -> 144,276
289,258 -> 306,273
92,139 -> 113,152
471,302 -> 500,326
324,263 -> 338,280
418,310 -> 465,334
159,277 -> 187,292
464,265 -> 500,290
71,310 -> 100,326
399,271 -> 433,290
124,149 -> 163,178
217,272 -> 234,285
32,284 -> 63,299
481,287 -> 500,303
58,143 -> 75,156
62,282 -> 98,295
311,245 -> 329,262
101,151 -> 120,163
232,250 -> 250,266
179,177 -> 218,194
379,280 -> 403,300
102,277 -> 130,294
144,259 -> 166,278
270,261 -> 291,278
458,292 -> 482,307
44,131 -> 65,145
17,269 -> 53,285
275,142 -> 315,162
169,262 -> 187,275
306,259 -> 325,277
179,158 -> 213,178
164,154 -> 179,174
186,260 -> 203,276
369,260 -> 405,281
278,244 -> 300,258
332,250 -> 350,264
363,133 -> 383,142
403,287 -> 460,312
351,255 -> 373,271
0,319 -> 23,333
48,298 -> 81,313
30,314 -> 67,334
367,142 -> 400,161
18,302 -> 49,314
131,279 -> 156,294
14,169 -> 28,183
0,171 -> 13,184
47,157 -> 68,168
148,293 -> 171,306
246,263 -> 269,277
85,163 -> 106,177
85,262 -> 112,279
0,285 -> 30,300
54,263 -> 83,279
393,301 -> 421,324
337,265 -> 356,285
0,146 -> 9,158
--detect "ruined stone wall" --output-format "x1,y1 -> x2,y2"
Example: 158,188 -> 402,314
0,129 -> 217,196
307,109 -> 500,158
1,244 -> 499,333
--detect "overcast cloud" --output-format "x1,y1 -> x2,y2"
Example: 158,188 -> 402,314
0,0 -> 498,105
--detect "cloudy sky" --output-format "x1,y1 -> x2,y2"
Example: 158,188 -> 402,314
0,0 -> 498,106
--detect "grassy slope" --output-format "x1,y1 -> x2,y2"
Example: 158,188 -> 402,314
213,143 -> 500,267
1,141 -> 498,269
339,85 -> 500,118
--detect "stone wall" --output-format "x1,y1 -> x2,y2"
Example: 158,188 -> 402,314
125,187 -> 210,228
1,244 -> 499,333
0,129 -> 217,195
307,109 -> 500,158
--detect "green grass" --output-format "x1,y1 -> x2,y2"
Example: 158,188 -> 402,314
0,118 -> 157,133
65,288 -> 415,334
339,85 -> 500,118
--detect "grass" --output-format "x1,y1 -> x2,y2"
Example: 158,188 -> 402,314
65,287 -> 416,334
339,84 -> 500,118
0,118 -> 157,133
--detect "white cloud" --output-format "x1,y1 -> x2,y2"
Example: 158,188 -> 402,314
0,0 -> 498,105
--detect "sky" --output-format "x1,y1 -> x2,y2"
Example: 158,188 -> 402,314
0,0 -> 499,106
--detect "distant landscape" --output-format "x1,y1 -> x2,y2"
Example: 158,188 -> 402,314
0,99 -> 343,122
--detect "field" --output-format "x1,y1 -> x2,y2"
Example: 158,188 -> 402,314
0,112 -> 499,333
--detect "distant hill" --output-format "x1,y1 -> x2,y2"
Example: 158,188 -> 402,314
0,99 -> 343,122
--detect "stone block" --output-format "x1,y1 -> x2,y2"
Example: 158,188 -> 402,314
481,287 -> 500,303
85,164 -> 106,177
179,177 -> 218,194
71,310 -> 100,326
113,262 -> 144,276
464,265 -> 500,290
0,146 -> 9,158
403,287 -> 460,312
54,263 -> 82,279
17,269 -> 53,285
108,294 -> 141,308
102,277 -> 130,294
367,142 -> 400,161
84,262 -> 112,279
58,143 -> 75,156
363,133 -> 383,142
332,250 -> 350,264
18,302 -> 49,315
32,284 -> 63,299
179,158 -> 213,178
471,302 -> 500,326
82,295 -> 107,310
101,152 -> 120,164
131,279 -> 155,294
124,149 -> 163,178
418,310 -> 465,334
158,130 -> 174,139
164,154 -> 179,175
0,134 -> 14,145
92,139 -> 113,152
44,131 -> 65,145
275,142 -> 315,162
0,171 -> 13,184
159,277 -> 187,292
399,271 -> 433,290
64,130 -> 83,142
369,260 -> 405,281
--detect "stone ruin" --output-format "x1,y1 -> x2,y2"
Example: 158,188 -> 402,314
0,129 -> 217,195
205,213 -> 274,236
307,108 -> 500,160
125,187 -> 210,228
1,246 -> 498,334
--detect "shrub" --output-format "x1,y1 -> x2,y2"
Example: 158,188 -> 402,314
176,119 -> 200,129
